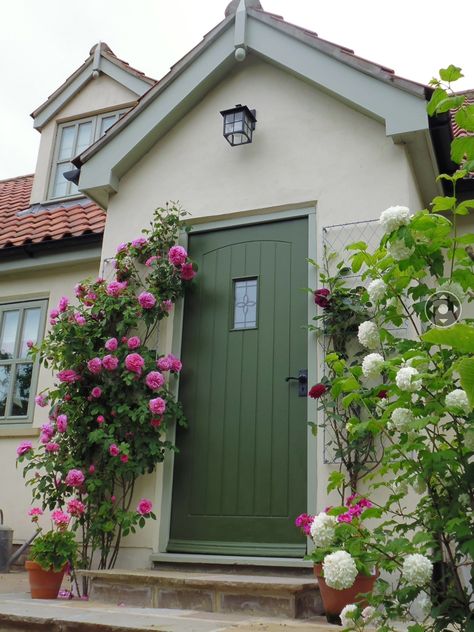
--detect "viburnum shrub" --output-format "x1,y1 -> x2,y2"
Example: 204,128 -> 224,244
17,204 -> 195,592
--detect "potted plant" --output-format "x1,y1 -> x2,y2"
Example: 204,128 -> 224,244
296,495 -> 379,624
25,508 -> 77,599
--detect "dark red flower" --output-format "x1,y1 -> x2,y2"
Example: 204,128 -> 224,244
314,288 -> 331,308
377,389 -> 388,399
308,383 -> 327,399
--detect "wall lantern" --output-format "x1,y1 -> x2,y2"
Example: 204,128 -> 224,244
220,104 -> 257,146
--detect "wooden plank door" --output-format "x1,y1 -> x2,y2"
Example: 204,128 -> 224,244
169,218 -> 308,556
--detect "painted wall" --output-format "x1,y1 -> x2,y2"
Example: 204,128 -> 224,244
30,75 -> 138,205
98,56 -> 426,562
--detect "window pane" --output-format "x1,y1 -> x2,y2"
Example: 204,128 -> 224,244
10,364 -> 32,416
100,115 -> 117,137
75,122 -> 93,155
52,163 -> 71,198
57,126 -> 76,161
19,308 -> 41,358
234,279 -> 258,329
0,310 -> 19,359
0,365 -> 11,416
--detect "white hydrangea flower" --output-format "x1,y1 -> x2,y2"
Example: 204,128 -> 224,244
388,407 -> 413,431
379,205 -> 412,233
445,389 -> 471,415
323,550 -> 358,590
387,239 -> 415,260
417,592 -> 432,616
358,321 -> 380,350
361,353 -> 384,378
396,367 -> 422,392
402,553 -> 433,587
367,279 -> 386,303
310,512 -> 337,548
464,429 -> 474,451
340,603 -> 358,628
361,606 -> 377,622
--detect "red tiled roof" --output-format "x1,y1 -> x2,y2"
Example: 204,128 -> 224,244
0,175 -> 105,250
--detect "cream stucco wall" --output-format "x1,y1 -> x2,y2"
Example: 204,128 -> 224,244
97,57 -> 425,561
30,75 -> 138,205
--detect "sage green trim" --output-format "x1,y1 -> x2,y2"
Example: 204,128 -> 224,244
0,426 -> 40,438
151,552 -> 312,568
0,246 -> 101,277
167,539 -> 306,557
307,210 -> 318,525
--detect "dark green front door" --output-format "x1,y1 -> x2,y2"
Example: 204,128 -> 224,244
169,218 -> 308,556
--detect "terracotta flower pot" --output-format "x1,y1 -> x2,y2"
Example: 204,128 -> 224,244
25,560 -> 65,599
314,563 -> 378,624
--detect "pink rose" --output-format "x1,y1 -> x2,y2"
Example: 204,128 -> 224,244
150,417 -> 162,427
26,340 -> 35,349
109,444 -> 120,457
57,369 -> 80,384
56,414 -> 68,433
74,314 -> 86,326
45,442 -> 60,453
127,336 -> 141,349
84,291 -> 97,305
52,510 -> 70,527
28,508 -> 43,521
102,355 -> 119,371
137,498 -> 153,516
58,296 -> 69,313
105,338 -> 118,352
125,353 -> 145,375
138,292 -> 156,309
180,263 -> 196,281
145,256 -> 159,267
106,281 -> 127,297
35,394 -> 48,407
120,454 -> 129,463
131,237 -> 148,249
40,423 -> 54,440
50,309 -> 59,319
67,499 -> 85,517
89,464 -> 96,474
116,242 -> 127,253
91,387 -> 102,398
74,283 -> 85,298
162,300 -> 173,313
157,356 -> 172,371
87,358 -> 102,374
168,354 -> 182,373
65,469 -> 85,487
168,245 -> 187,267
16,441 -> 32,456
149,397 -> 166,415
146,371 -> 165,390
96,415 -> 105,424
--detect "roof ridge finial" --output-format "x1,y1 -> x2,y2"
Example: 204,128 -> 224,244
225,0 -> 263,17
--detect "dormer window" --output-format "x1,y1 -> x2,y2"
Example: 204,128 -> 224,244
49,110 -> 125,199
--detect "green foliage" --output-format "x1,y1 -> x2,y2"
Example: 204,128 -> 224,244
29,529 -> 77,572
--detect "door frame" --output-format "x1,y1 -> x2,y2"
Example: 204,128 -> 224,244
157,203 -> 318,557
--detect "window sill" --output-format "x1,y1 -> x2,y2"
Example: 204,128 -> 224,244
0,426 -> 40,438
41,193 -> 86,206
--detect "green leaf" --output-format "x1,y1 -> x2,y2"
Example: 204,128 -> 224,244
327,470 -> 345,493
439,65 -> 463,83
422,323 -> 474,353
346,241 -> 367,251
427,87 -> 448,116
436,96 -> 465,114
454,105 -> 474,132
458,357 -> 474,406
456,199 -> 474,216
451,136 -> 474,164
431,196 -> 456,212
340,376 -> 360,392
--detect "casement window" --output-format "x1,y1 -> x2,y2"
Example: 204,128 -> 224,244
0,300 -> 47,424
49,110 -> 126,199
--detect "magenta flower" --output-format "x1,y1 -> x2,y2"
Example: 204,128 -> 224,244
150,417 -> 162,427
102,354 -> 119,371
145,255 -> 159,267
96,415 -> 105,424
120,454 -> 129,463
41,422 -> 54,438
131,236 -> 148,249
67,499 -> 85,517
65,469 -> 85,487
45,442 -> 60,453
74,313 -> 86,326
28,508 -> 43,521
26,339 -> 35,349
35,394 -> 48,407
105,337 -> 118,352
91,387 -> 102,399
137,498 -> 153,516
138,291 -> 156,309
337,512 -> 354,523
56,414 -> 68,433
149,397 -> 166,415
58,296 -> 69,313
87,357 -> 102,374
106,281 -> 127,297
52,510 -> 70,527
295,513 -> 314,535
16,441 -> 33,456
145,371 -> 165,390
168,354 -> 182,373
314,288 -> 331,308
50,309 -> 59,319
84,291 -> 97,305
116,242 -> 128,253
89,464 -> 96,474
127,336 -> 141,349
180,263 -> 196,281
358,498 -> 372,508
57,369 -> 80,384
162,300 -> 173,312
157,356 -> 172,371
168,245 -> 187,267
109,444 -> 120,457
74,283 -> 85,298
125,353 -> 145,375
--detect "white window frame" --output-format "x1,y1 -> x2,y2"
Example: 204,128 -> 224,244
48,110 -> 127,200
0,300 -> 47,425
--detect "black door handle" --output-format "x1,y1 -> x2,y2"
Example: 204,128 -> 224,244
285,369 -> 308,396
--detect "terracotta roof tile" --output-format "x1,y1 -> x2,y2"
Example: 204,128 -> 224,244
0,174 -> 106,250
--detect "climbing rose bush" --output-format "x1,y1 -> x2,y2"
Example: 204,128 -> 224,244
17,204 -> 196,589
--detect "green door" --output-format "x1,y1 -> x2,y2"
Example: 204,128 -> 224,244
169,218 -> 308,557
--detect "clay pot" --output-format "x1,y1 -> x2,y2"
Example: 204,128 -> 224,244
25,560 -> 65,599
314,563 -> 378,624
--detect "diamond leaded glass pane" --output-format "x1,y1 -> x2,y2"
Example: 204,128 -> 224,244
233,278 -> 258,329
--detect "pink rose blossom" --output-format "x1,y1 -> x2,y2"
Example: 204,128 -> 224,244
106,281 -> 128,297
116,242 -> 127,253
150,418 -> 162,427
131,236 -> 148,249
26,340 -> 34,349
87,358 -> 102,374
162,300 -> 173,313
109,444 -> 120,457
146,371 -> 165,390
57,369 -> 80,384
180,263 -> 196,281
91,387 -> 102,398
145,256 -> 159,267
102,355 -> 119,371
84,291 -> 97,305
125,353 -> 145,375
168,245 -> 187,267
149,397 -> 166,415
58,296 -> 69,313
52,510 -> 70,527
127,336 -> 141,349
16,441 -> 33,456
67,499 -> 85,517
40,423 -> 54,439
111,495 -> 116,503
35,394 -> 48,407
50,309 -> 59,319
89,464 -> 95,474
96,415 -> 105,424
56,414 -> 68,433
105,337 -> 118,351
74,283 -> 85,298
120,454 -> 129,463
137,498 -> 153,515
138,291 -> 156,309
74,313 -> 86,326
168,354 -> 182,373
65,469 -> 85,487
45,442 -> 60,453
157,356 -> 172,371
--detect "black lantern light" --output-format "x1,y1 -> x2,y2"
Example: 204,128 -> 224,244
220,104 -> 257,146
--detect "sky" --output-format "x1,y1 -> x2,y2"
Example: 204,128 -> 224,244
1,0 -> 473,180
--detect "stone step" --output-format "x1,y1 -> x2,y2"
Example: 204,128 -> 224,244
78,568 -> 324,620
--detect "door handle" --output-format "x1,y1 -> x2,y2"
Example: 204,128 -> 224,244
285,369 -> 308,397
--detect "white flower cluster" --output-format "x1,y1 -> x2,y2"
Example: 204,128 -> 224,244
340,604 -> 358,628
361,606 -> 378,623
310,512 -> 337,548
465,429 -> 474,451
396,367 -> 422,392
322,550 -> 358,590
387,239 -> 415,260
388,407 -> 413,431
358,321 -> 380,350
445,389 -> 471,415
367,279 -> 386,303
362,353 -> 384,378
380,205 -> 412,233
402,553 -> 433,587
